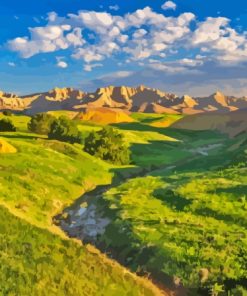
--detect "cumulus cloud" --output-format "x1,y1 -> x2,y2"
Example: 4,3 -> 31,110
7,5 -> 247,72
161,1 -> 177,11
8,25 -> 75,58
192,17 -> 247,62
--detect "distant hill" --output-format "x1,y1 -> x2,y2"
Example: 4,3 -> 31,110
0,86 -> 247,115
76,107 -> 134,125
172,109 -> 247,137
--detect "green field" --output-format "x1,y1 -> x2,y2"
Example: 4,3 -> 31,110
99,142 -> 247,293
0,111 -> 247,295
0,112 -> 163,296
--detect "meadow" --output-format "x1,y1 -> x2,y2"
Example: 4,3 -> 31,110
0,111 -> 246,295
0,112 -> 163,296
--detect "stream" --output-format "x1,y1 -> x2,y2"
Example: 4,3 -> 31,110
54,143 -> 223,295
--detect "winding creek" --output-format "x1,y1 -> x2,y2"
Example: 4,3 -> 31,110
54,143 -> 224,295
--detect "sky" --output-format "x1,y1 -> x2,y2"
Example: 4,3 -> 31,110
0,0 -> 247,96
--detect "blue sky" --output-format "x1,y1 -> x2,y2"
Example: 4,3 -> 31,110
0,0 -> 247,96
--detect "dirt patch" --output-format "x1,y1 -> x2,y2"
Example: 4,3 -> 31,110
0,138 -> 17,153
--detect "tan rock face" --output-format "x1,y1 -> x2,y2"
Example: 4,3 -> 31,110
0,86 -> 246,115
45,87 -> 84,101
211,91 -> 228,107
182,95 -> 198,108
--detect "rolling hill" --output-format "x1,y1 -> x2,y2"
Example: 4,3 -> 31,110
172,109 -> 247,137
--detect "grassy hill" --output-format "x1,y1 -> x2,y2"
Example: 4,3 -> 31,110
0,205 -> 162,296
0,112 -> 164,296
171,109 -> 247,137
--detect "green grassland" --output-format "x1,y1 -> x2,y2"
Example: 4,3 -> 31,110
0,111 -> 247,295
96,132 -> 247,294
0,112 -> 163,296
0,205 -> 160,296
0,113 -> 30,132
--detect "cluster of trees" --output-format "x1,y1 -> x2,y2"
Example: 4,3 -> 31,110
28,113 -> 82,144
28,113 -> 55,135
48,116 -> 83,144
0,118 -> 16,132
84,127 -> 130,165
28,113 -> 130,164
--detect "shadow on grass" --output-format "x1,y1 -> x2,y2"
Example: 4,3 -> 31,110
153,188 -> 192,211
207,184 -> 247,196
113,122 -> 223,142
137,116 -> 165,124
95,190 -> 186,294
0,133 -> 45,140
195,206 -> 247,228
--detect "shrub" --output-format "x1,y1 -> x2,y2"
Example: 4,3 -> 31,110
28,113 -> 56,135
0,118 -> 16,132
48,116 -> 82,144
84,127 -> 130,165
3,110 -> 12,116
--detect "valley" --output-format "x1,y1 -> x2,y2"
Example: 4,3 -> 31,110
0,98 -> 246,295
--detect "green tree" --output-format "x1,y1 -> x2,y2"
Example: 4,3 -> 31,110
3,110 -> 12,116
28,113 -> 56,135
48,116 -> 82,144
0,118 -> 16,132
84,127 -> 130,165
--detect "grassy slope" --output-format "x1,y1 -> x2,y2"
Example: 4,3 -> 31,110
0,114 -> 163,296
2,111 -> 247,295
97,129 -> 247,293
0,205 -> 161,296
0,133 -> 113,229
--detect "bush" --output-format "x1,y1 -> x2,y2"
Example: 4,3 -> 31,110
0,118 -> 16,132
84,127 -> 130,165
48,116 -> 82,144
28,113 -> 56,135
3,110 -> 12,116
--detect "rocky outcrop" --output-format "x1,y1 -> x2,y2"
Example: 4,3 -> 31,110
0,86 -> 246,115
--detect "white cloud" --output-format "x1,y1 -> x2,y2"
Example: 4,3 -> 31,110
161,1 -> 177,11
8,62 -> 16,67
114,71 -> 133,78
91,70 -> 133,82
47,12 -> 58,22
8,25 -> 73,58
84,63 -> 103,72
178,58 -> 204,67
192,17 -> 247,62
7,6 -> 247,69
57,61 -> 68,68
66,28 -> 85,46
109,5 -> 120,11
132,29 -> 147,39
